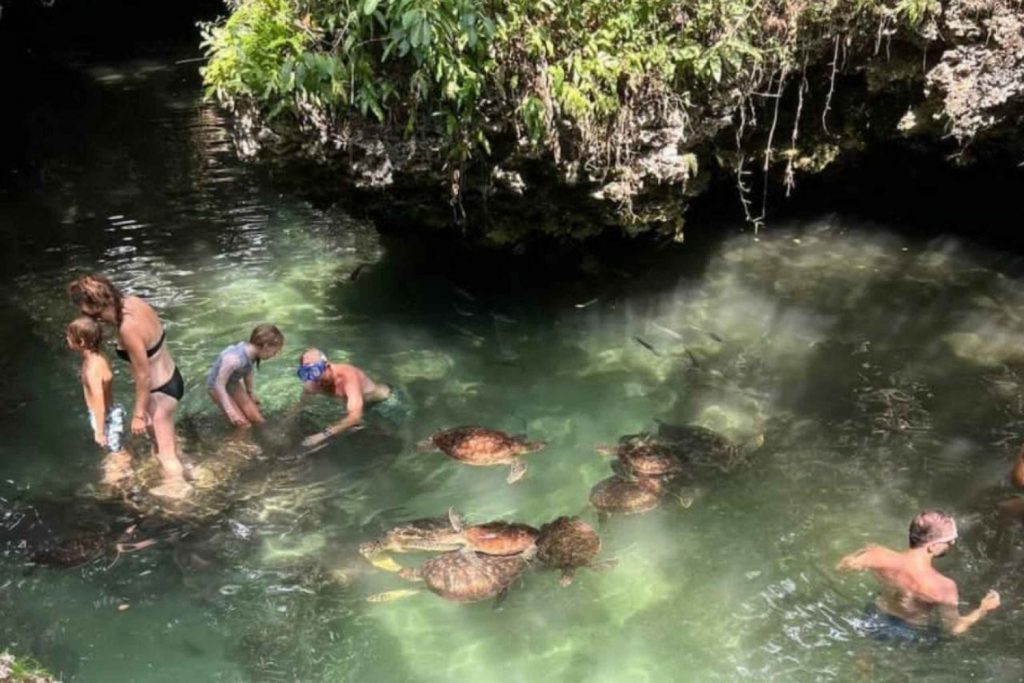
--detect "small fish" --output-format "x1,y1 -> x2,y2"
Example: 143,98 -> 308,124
651,322 -> 684,340
448,324 -> 484,342
687,325 -> 725,343
490,311 -> 518,324
685,349 -> 700,367
575,297 -> 600,309
453,304 -> 475,317
348,264 -> 367,282
453,286 -> 477,302
633,337 -> 661,356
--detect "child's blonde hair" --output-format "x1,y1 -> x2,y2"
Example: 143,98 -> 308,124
67,316 -> 103,351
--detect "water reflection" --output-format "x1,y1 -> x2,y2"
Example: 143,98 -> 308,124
4,55 -> 1024,683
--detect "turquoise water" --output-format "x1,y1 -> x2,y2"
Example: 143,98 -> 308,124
2,55 -> 1024,683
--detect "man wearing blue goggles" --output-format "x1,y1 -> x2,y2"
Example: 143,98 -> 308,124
294,347 -> 402,448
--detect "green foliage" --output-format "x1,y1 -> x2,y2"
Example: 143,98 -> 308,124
0,651 -> 60,683
201,0 -> 936,166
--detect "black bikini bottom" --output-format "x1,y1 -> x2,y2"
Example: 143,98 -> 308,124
152,367 -> 185,401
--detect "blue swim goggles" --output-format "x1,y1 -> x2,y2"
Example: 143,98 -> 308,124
297,359 -> 327,382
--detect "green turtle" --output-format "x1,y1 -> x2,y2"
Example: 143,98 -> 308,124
417,426 -> 546,483
655,421 -> 764,471
30,532 -> 112,568
536,516 -> 617,586
588,476 -> 663,517
367,548 -> 532,604
596,432 -> 686,478
360,509 -> 540,572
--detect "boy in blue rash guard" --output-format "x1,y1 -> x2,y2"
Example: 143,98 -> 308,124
207,324 -> 284,427
836,510 -> 1000,645
67,316 -> 132,486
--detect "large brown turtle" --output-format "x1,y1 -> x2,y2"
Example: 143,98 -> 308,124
654,420 -> 764,472
417,426 -> 546,483
367,548 -> 532,604
359,509 -> 539,571
30,529 -> 157,568
588,476 -> 663,517
596,433 -> 686,478
536,516 -> 616,586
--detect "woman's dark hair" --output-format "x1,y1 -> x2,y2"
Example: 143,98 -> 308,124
68,274 -> 124,325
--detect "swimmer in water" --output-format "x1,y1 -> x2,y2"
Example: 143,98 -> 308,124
836,510 -> 999,644
293,348 -> 409,448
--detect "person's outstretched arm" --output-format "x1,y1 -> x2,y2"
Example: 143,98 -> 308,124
939,589 -> 1000,636
302,375 -> 364,447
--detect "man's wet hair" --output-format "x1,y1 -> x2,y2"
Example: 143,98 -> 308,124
909,510 -> 956,548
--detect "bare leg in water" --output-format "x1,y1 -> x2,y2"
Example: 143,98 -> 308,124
147,392 -> 192,498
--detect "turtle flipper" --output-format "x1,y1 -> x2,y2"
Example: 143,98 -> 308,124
448,507 -> 465,532
368,554 -> 406,573
493,587 -> 510,609
506,459 -> 527,484
559,569 -> 576,587
415,437 -> 440,452
366,589 -> 421,603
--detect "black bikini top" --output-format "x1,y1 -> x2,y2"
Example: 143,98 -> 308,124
116,330 -> 165,362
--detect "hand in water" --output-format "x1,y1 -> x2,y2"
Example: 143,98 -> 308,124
94,432 -> 107,448
302,432 -> 328,448
230,415 -> 251,428
981,590 -> 1001,612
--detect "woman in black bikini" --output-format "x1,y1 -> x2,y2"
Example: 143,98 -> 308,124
68,274 -> 191,498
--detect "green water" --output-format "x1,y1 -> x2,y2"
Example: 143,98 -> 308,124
3,55 -> 1024,683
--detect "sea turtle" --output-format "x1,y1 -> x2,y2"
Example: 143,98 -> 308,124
30,532 -> 112,568
588,476 -> 663,516
654,421 -> 764,472
359,509 -> 539,572
596,433 -> 686,478
30,529 -> 157,568
368,548 -> 531,604
417,426 -> 546,483
536,516 -> 616,586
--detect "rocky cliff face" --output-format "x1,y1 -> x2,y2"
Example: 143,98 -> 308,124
212,0 -> 1024,244
921,0 -> 1024,149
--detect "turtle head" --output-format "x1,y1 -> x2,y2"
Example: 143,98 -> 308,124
415,435 -> 439,452
358,540 -> 384,559
519,439 -> 547,454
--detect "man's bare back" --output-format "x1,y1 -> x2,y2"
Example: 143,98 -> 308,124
836,511 -> 999,637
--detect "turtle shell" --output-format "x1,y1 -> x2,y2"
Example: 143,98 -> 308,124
536,517 -> 601,569
655,423 -> 734,456
31,532 -> 110,567
418,551 -> 527,602
428,427 -> 526,465
589,476 -> 661,514
364,517 -> 463,555
616,440 -> 685,477
464,522 -> 539,556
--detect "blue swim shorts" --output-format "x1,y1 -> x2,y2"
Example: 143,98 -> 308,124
88,404 -> 126,453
